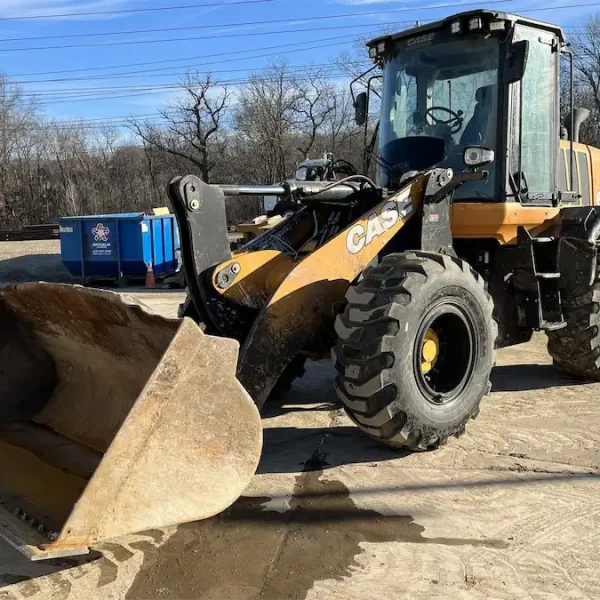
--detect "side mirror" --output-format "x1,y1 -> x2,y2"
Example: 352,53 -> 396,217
506,40 -> 529,84
464,146 -> 495,168
354,92 -> 368,126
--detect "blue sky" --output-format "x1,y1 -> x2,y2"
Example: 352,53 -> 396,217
0,0 -> 597,125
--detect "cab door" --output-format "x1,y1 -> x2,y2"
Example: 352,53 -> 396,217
507,24 -> 560,206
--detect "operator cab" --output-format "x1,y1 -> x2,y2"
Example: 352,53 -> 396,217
363,11 -> 565,204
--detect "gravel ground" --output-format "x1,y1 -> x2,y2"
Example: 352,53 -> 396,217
0,240 -> 70,284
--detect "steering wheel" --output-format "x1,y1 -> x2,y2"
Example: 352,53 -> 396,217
424,106 -> 464,135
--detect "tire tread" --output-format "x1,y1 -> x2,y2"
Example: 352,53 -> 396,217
334,251 -> 496,451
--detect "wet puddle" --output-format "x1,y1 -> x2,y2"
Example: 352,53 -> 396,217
126,446 -> 506,599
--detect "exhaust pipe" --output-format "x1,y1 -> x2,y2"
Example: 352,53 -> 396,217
564,107 -> 590,143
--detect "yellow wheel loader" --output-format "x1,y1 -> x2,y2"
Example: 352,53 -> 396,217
2,9 -> 600,559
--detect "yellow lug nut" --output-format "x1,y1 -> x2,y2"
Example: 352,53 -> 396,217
422,339 -> 438,363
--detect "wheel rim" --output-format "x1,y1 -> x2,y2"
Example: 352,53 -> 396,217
414,300 -> 476,405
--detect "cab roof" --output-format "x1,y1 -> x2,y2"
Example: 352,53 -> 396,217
367,9 -> 566,48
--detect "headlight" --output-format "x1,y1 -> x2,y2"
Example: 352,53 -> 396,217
464,146 -> 495,168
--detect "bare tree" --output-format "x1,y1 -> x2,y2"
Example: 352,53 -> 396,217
0,55 -> 371,230
0,77 -> 39,224
292,69 -> 336,159
128,72 -> 231,183
564,15 -> 600,145
322,90 -> 357,155
235,61 -> 303,182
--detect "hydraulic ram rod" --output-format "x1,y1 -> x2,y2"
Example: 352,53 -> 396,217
219,185 -> 287,196
217,181 -> 362,201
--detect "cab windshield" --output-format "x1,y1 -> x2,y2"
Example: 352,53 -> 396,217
380,36 -> 500,197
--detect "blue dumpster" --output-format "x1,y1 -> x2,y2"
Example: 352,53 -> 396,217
60,213 -> 180,284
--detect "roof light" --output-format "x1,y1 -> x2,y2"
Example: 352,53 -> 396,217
450,20 -> 462,35
489,20 -> 506,31
468,17 -> 483,31
368,40 -> 387,61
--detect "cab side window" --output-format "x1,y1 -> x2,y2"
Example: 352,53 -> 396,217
510,25 -> 558,197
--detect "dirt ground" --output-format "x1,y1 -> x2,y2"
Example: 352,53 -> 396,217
0,240 -> 70,284
2,287 -> 600,599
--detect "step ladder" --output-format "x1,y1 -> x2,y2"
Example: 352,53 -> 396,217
513,228 -> 566,331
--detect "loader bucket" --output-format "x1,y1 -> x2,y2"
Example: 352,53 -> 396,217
0,283 -> 261,560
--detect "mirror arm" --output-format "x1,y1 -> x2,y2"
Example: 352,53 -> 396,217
350,65 -> 378,105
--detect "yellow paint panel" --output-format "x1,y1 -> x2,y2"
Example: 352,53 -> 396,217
212,250 -> 295,306
588,145 -> 600,205
559,140 -> 600,205
452,202 -> 561,244
268,181 -> 421,307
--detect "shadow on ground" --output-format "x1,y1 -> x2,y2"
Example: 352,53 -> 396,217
123,438 -> 516,600
0,548 -> 100,595
259,426 -> 406,475
0,255 -> 70,284
266,361 -> 597,421
491,364 -> 590,392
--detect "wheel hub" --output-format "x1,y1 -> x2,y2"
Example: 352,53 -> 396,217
414,300 -> 477,406
421,329 -> 439,374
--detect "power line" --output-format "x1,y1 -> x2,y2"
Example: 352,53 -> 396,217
16,10 -> 589,99
0,2 -> 515,43
6,15 -> 588,81
33,73 -> 355,105
19,61 -> 365,89
8,32 -> 374,78
20,58 -> 368,96
0,21 -> 395,52
29,10 -> 596,97
18,3 -> 591,115
0,1 -> 591,53
41,91 -> 176,104
11,37 -> 375,84
37,72 -> 351,98
0,0 -> 278,22
520,2 -> 600,15
48,113 -> 161,124
35,88 -> 358,128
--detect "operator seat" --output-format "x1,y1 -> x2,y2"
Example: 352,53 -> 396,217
460,85 -> 495,146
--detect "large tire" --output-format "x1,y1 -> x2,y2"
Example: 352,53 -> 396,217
547,260 -> 600,380
333,251 -> 497,450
